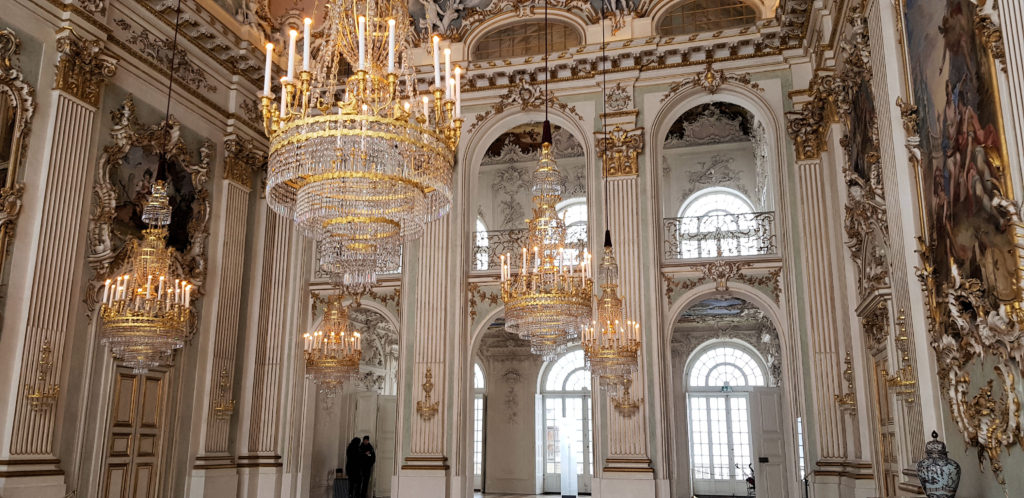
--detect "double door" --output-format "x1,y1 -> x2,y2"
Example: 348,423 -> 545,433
542,395 -> 593,494
101,369 -> 166,498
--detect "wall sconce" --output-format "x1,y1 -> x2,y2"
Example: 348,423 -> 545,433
24,340 -> 60,412
611,378 -> 642,418
213,368 -> 236,420
833,351 -> 856,411
416,367 -> 439,420
884,309 -> 917,404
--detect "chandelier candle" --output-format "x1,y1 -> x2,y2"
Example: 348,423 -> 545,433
581,236 -> 641,388
303,18 -> 312,71
260,0 -> 462,291
432,35 -> 441,88
287,29 -> 297,80
263,43 -> 273,94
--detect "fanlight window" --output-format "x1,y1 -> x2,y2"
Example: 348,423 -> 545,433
658,0 -> 758,36
472,22 -> 582,60
688,346 -> 765,388
675,188 -> 759,258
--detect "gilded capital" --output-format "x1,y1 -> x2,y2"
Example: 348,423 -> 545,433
54,30 -> 117,107
223,136 -> 267,189
596,126 -> 644,178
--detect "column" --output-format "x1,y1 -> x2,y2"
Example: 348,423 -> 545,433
394,218 -> 452,498
593,120 -> 657,497
188,136 -> 265,494
0,29 -> 115,497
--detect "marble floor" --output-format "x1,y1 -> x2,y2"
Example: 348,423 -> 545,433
473,494 -> 562,497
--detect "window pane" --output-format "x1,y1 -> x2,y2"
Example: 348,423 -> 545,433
474,395 -> 484,475
730,397 -> 751,480
545,350 -> 586,391
689,396 -> 711,480
474,363 -> 485,390
658,0 -> 758,36
473,23 -> 582,60
689,346 -> 765,387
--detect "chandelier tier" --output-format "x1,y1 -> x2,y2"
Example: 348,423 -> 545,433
100,181 -> 196,373
500,123 -> 594,359
582,232 -> 641,388
260,0 -> 462,284
303,294 -> 362,396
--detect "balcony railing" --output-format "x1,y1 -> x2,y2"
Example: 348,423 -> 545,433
471,225 -> 588,272
663,212 -> 776,261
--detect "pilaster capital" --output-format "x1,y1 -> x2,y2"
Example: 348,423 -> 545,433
54,29 -> 117,107
223,135 -> 267,189
596,126 -> 644,178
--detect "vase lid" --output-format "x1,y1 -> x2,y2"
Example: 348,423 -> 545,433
925,431 -> 948,458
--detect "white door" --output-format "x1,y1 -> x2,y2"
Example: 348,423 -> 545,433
374,396 -> 396,497
542,396 -> 592,493
688,393 -> 751,496
750,389 -> 789,497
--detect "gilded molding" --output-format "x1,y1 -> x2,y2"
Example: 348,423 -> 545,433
415,367 -> 440,420
112,18 -> 218,93
223,136 -> 266,188
467,79 -> 583,132
54,30 -> 117,107
661,63 -> 763,102
596,126 -> 643,177
833,352 -> 856,410
467,282 -> 499,321
22,340 -> 60,412
974,13 -> 1006,72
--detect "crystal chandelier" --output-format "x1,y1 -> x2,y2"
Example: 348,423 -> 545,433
260,0 -> 462,285
100,181 -> 196,373
500,121 -> 594,359
303,294 -> 362,396
582,232 -> 640,388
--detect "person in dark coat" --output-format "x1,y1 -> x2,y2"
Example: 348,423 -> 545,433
345,438 -> 362,498
357,435 -> 376,497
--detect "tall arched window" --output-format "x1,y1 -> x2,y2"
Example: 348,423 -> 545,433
473,363 -> 486,488
658,0 -> 758,36
539,349 -> 593,493
686,344 -> 766,488
474,218 -> 490,270
472,22 -> 582,60
676,187 -> 760,258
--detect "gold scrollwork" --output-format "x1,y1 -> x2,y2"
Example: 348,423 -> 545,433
24,340 -> 60,412
596,126 -> 643,178
213,368 -> 236,420
223,136 -> 267,189
610,378 -> 642,418
54,29 -> 117,107
660,62 -> 763,102
833,352 -> 857,411
416,367 -> 439,421
883,310 -> 917,404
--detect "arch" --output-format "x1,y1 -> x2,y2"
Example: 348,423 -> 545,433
539,349 -> 589,393
462,10 -> 591,56
685,342 -> 767,388
648,0 -> 771,31
470,20 -> 583,61
677,186 -> 756,219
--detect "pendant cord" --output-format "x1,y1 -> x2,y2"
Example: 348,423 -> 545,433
158,0 -> 184,181
600,0 -> 611,248
543,0 -> 549,125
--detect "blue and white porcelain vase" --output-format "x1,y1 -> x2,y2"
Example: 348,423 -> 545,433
917,431 -> 960,498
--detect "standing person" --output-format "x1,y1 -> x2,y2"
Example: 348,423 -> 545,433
358,435 -> 376,498
345,438 -> 362,498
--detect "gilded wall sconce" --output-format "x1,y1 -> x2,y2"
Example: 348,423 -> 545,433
24,340 -> 60,412
833,351 -> 856,411
884,310 -> 917,404
416,367 -> 439,420
610,378 -> 642,418
213,368 -> 236,420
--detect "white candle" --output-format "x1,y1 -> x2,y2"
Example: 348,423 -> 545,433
158,276 -> 164,300
280,77 -> 288,117
303,18 -> 312,71
422,95 -> 429,120
287,29 -> 297,80
102,279 -> 111,305
357,16 -> 366,71
263,43 -> 274,94
387,19 -> 396,73
444,47 -> 452,98
432,35 -> 441,88
454,66 -> 462,117
146,275 -> 152,300
185,284 -> 192,305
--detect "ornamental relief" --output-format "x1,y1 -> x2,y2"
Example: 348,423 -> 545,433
87,96 -> 212,309
467,79 -> 583,133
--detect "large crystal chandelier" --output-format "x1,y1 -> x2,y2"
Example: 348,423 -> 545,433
500,120 -> 594,359
303,294 -> 362,396
260,0 -> 462,286
582,232 -> 640,387
100,181 -> 196,373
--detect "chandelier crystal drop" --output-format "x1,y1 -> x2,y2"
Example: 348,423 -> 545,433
500,123 -> 594,360
260,0 -> 462,280
303,294 -> 362,397
100,181 -> 196,373
582,233 -> 641,388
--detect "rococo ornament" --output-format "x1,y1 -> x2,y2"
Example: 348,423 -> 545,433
259,0 -> 462,289
595,126 -> 643,177
53,29 -> 117,107
500,122 -> 594,360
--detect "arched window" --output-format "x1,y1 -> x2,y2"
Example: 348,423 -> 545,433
675,188 -> 761,258
556,197 -> 588,265
539,350 -> 593,492
658,0 -> 758,37
472,22 -> 582,60
473,363 -> 486,480
474,218 -> 490,270
686,344 -> 766,485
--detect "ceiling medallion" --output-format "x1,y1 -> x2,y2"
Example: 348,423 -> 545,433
259,0 -> 462,287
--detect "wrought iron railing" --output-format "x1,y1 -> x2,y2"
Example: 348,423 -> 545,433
471,225 -> 589,272
663,212 -> 776,260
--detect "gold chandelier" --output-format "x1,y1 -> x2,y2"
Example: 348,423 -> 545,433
100,181 -> 196,373
500,122 -> 594,359
582,233 -> 640,387
260,0 -> 462,287
303,294 -> 362,396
